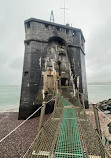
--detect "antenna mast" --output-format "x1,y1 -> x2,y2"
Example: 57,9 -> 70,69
50,10 -> 54,23
61,0 -> 69,25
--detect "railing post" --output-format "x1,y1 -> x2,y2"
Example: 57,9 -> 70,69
93,104 -> 102,138
56,80 -> 58,94
38,101 -> 46,132
54,90 -> 58,108
81,93 -> 85,109
93,104 -> 106,158
93,104 -> 106,157
77,89 -> 79,99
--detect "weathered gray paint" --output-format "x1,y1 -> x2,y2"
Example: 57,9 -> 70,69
18,18 -> 88,119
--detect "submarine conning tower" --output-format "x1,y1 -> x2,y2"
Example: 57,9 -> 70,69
18,18 -> 88,120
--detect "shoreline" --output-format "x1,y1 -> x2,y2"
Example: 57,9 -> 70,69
0,112 -> 51,158
0,106 -> 19,113
0,98 -> 111,157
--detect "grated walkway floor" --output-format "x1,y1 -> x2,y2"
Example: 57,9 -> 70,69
23,95 -> 107,158
55,97 -> 83,158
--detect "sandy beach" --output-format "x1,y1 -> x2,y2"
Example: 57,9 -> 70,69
0,112 -> 50,158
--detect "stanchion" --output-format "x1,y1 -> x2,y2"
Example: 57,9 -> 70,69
81,93 -> 85,109
77,89 -> 79,99
38,101 -> 46,132
93,104 -> 105,158
93,104 -> 102,138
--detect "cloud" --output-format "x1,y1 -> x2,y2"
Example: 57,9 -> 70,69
9,56 -> 23,70
85,14 -> 111,82
0,0 -> 111,85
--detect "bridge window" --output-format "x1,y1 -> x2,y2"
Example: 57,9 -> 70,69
66,29 -> 69,35
81,36 -> 84,46
59,51 -> 66,56
56,26 -> 60,31
61,78 -> 69,86
72,30 -> 76,36
62,28 -> 65,33
45,24 -> 49,30
26,41 -> 30,46
24,71 -> 28,76
27,22 -> 30,29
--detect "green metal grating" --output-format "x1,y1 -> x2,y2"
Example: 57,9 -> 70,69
55,107 -> 83,158
23,93 -> 110,158
63,108 -> 76,119
23,95 -> 83,158
61,96 -> 71,106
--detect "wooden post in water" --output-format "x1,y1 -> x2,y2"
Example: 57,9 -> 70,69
38,101 -> 46,132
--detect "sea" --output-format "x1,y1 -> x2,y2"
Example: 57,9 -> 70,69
0,85 -> 111,112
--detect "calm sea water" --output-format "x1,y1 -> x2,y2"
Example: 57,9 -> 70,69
88,85 -> 111,103
0,85 -> 111,112
0,85 -> 20,112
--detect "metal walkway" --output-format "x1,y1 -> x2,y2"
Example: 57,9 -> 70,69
23,95 -> 83,158
55,97 -> 83,158
23,94 -> 110,158
55,108 -> 83,158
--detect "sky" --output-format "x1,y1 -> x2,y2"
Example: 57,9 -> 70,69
0,0 -> 111,85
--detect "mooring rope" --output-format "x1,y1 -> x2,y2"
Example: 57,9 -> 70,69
0,96 -> 56,143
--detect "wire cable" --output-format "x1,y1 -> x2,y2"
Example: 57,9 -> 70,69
0,96 -> 56,143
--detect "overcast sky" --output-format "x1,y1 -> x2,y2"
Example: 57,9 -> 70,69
0,0 -> 111,85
